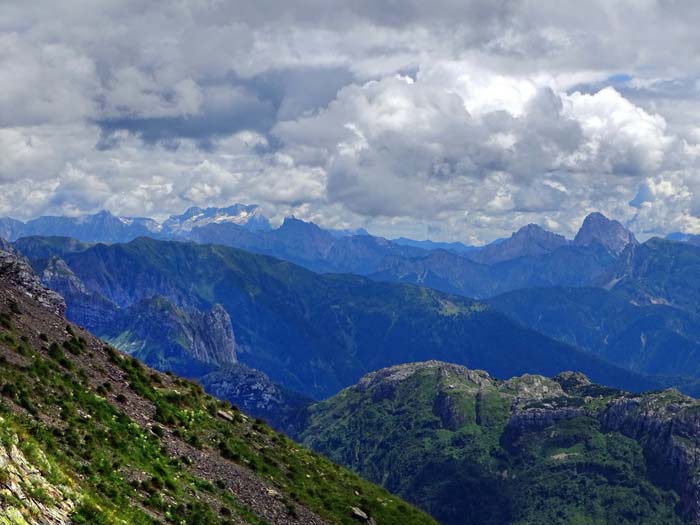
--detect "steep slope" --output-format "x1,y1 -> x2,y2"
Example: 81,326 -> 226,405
19,236 -> 655,398
488,286 -> 700,380
299,361 -> 700,525
0,247 -> 435,524
610,237 -> 700,315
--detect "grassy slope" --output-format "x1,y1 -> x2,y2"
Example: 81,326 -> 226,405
0,274 -> 435,524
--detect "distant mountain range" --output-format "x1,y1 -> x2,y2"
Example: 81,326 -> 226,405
0,205 -> 666,300
0,204 -> 270,243
0,204 -> 648,274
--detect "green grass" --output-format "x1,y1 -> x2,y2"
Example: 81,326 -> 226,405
0,300 -> 435,525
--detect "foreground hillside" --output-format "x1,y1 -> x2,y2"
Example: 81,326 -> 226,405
16,236 -> 654,399
0,249 -> 434,524
298,361 -> 700,525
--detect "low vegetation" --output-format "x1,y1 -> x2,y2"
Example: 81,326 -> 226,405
0,275 -> 435,525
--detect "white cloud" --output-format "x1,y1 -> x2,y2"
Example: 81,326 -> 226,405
0,0 -> 700,241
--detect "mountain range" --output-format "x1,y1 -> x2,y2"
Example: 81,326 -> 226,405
0,205 -> 643,276
13,236 -> 652,401
0,206 -> 656,299
4,205 -> 700,524
8,208 -> 700,398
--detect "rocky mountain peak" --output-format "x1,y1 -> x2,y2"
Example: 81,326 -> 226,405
513,223 -> 568,245
574,212 -> 638,255
470,223 -> 568,264
163,203 -> 271,234
356,361 -> 493,392
554,371 -> 593,392
0,247 -> 65,316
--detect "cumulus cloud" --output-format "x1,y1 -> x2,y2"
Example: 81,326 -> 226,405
1,0 -> 700,241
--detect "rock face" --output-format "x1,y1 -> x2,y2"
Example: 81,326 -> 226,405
300,361 -> 700,525
470,224 -> 569,264
200,363 -> 312,432
0,418 -> 75,524
102,296 -> 237,375
0,248 -> 64,316
40,256 -> 115,329
37,256 -> 240,381
574,212 -> 638,255
190,303 -> 237,365
597,391 -> 700,523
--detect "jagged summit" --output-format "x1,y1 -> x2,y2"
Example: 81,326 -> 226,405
0,245 -> 65,315
574,212 -> 638,255
354,361 -> 588,401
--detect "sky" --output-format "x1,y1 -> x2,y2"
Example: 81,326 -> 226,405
2,0 -> 700,243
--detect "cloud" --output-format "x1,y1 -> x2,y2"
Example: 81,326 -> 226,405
1,0 -> 700,241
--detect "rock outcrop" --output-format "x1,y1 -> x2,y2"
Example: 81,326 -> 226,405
200,363 -> 312,432
0,418 -> 75,524
102,296 -> 237,373
0,248 -> 64,316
